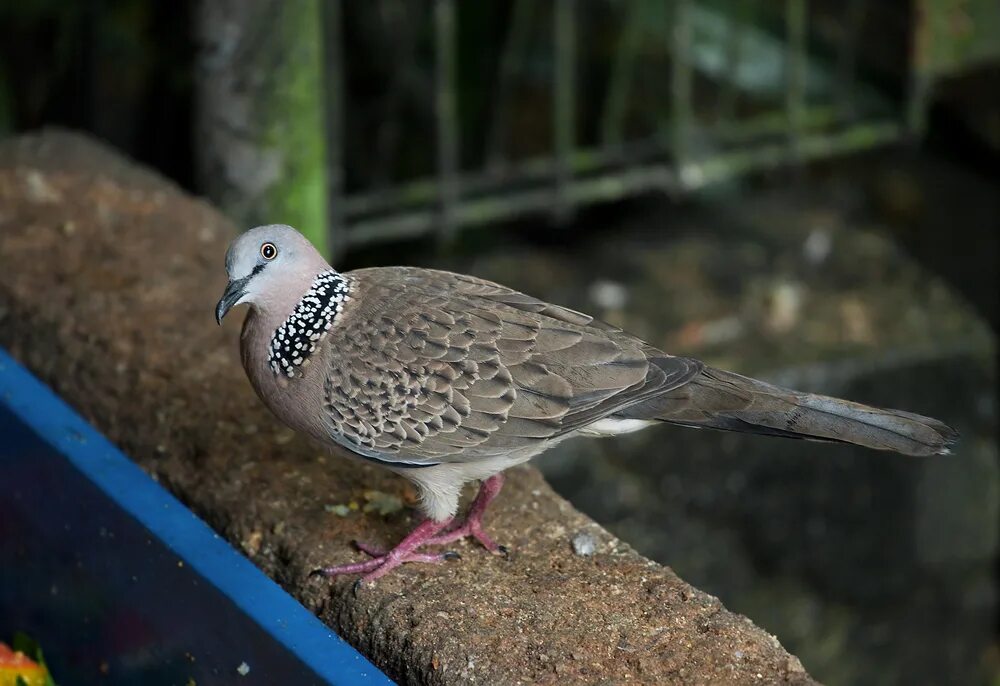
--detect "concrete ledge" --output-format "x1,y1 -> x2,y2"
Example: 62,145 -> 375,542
0,130 -> 816,685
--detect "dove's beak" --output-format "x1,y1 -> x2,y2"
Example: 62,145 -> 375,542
215,276 -> 249,325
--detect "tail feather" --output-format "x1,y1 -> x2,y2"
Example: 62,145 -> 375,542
622,367 -> 958,457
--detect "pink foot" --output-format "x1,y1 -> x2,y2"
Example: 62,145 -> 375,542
310,474 -> 509,587
352,539 -> 461,563
311,518 -> 460,588
426,474 -> 507,556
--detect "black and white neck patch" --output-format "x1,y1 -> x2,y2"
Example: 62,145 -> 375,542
269,270 -> 350,377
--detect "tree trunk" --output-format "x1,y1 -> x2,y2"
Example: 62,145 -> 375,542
194,0 -> 329,254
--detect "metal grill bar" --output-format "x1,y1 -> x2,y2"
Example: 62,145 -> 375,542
487,0 -> 534,170
835,0 -> 866,118
670,0 -> 693,169
553,0 -> 576,221
785,0 -> 807,157
717,0 -> 751,122
321,0 -> 345,261
339,119 -> 899,246
601,0 -> 643,147
343,101 -> 886,220
907,0 -> 932,137
434,0 -> 459,244
313,1 -> 934,256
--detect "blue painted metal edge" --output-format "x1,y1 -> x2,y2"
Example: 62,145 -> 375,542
0,347 -> 395,686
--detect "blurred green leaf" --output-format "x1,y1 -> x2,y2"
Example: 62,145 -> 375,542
10,633 -> 56,686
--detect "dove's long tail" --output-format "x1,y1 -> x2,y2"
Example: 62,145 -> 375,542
621,367 -> 958,456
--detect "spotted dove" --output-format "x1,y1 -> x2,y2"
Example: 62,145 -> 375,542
216,225 -> 958,585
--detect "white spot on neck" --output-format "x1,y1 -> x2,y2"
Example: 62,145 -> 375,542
268,270 -> 350,376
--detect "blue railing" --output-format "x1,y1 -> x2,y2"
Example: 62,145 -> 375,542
0,348 -> 394,686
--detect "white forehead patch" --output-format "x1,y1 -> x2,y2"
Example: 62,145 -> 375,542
268,271 -> 351,377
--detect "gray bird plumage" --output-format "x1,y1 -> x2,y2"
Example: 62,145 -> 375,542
217,225 -> 958,581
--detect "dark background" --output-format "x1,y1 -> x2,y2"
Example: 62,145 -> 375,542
1,2 -> 997,684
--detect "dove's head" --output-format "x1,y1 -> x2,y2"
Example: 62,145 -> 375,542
215,224 -> 332,324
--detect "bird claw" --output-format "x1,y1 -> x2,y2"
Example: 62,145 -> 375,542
312,476 -> 508,583
495,544 -> 510,559
312,544 -> 462,588
352,540 -> 386,558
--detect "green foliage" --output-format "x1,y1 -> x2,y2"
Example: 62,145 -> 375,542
263,0 -> 329,257
10,633 -> 56,686
917,0 -> 1000,76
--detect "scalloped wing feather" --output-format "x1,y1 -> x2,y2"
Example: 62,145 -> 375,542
320,268 -> 701,464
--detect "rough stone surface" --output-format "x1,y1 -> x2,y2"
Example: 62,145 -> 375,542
0,129 -> 817,684
432,166 -> 996,686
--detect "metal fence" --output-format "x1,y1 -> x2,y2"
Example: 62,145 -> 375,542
303,0 -> 993,258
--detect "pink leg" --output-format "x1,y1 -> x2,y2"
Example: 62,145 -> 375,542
310,475 -> 508,587
311,517 -> 458,588
353,540 -> 461,564
426,474 -> 507,555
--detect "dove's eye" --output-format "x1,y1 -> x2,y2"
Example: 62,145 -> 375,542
260,242 -> 277,260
